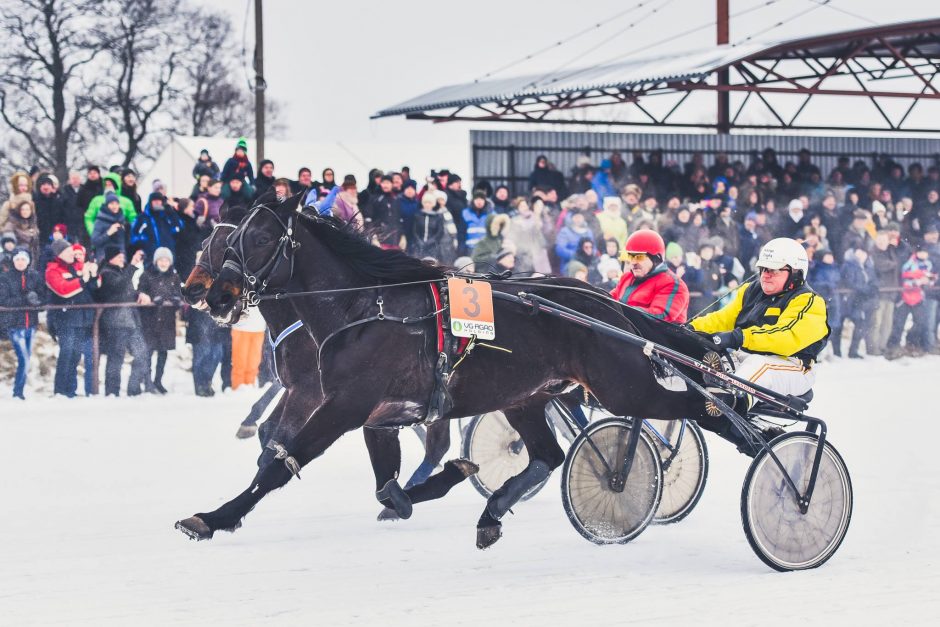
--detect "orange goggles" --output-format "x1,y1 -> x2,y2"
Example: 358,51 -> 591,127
620,251 -> 649,262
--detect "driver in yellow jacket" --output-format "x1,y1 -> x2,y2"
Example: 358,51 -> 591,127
690,238 -> 830,399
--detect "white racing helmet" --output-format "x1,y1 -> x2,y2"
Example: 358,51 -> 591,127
756,238 -> 808,274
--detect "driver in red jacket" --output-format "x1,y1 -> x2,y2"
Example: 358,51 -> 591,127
610,230 -> 690,323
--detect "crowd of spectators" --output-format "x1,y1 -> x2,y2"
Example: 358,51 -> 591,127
2,141 -> 938,400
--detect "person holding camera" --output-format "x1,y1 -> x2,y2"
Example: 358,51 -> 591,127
91,192 -> 129,262
0,248 -> 44,399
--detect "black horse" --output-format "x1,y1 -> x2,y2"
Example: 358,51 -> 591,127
181,204 -> 471,523
184,193 -> 715,547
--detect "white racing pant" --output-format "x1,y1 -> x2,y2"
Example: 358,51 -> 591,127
735,353 -> 815,398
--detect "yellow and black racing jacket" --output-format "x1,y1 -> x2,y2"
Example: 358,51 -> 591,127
690,281 -> 830,364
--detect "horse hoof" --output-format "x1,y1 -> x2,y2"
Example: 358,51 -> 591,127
476,523 -> 502,550
377,479 -> 413,520
377,507 -> 401,522
175,516 -> 214,541
449,459 -> 480,478
235,424 -> 258,439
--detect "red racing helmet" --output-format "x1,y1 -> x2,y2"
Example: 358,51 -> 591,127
624,229 -> 665,257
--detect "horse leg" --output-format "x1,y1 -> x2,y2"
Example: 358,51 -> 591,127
236,382 -> 284,439
175,393 -> 357,540
476,395 -> 565,550
363,427 -> 412,521
404,420 -> 451,489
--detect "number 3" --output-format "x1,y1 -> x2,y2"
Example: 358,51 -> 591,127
462,285 -> 480,318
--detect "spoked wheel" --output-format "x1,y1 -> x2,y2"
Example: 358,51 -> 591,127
644,419 -> 709,525
741,432 -> 853,571
561,417 -> 663,544
461,411 -> 550,501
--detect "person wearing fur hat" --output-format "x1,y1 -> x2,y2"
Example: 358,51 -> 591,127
130,192 -> 183,264
137,247 -> 182,394
91,192 -> 128,261
2,198 -> 41,264
409,190 -> 456,264
96,246 -> 150,395
0,171 -> 34,228
471,212 -> 511,270
45,238 -> 98,397
220,138 -> 255,196
0,248 -> 44,398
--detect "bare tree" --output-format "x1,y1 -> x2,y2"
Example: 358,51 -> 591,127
0,0 -> 109,178
102,0 -> 182,168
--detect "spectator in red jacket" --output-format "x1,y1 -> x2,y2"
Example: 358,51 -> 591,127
610,230 -> 690,323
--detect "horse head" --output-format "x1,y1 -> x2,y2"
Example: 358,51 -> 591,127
205,192 -> 304,322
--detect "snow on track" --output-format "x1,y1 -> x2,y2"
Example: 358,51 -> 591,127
1,358 -> 938,625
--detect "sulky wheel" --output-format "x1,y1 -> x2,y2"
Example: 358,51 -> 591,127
561,418 -> 663,544
741,432 -> 853,571
462,411 -> 549,501
644,419 -> 709,525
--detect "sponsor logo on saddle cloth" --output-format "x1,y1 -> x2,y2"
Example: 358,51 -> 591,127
448,278 -> 495,340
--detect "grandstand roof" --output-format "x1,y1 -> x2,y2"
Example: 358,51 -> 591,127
373,19 -> 940,133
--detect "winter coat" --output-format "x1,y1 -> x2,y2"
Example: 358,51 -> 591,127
45,258 -> 97,329
555,224 -> 594,272
591,170 -> 618,202
332,192 -> 360,223
33,190 -> 65,242
76,178 -> 103,213
174,212 -> 205,282
194,191 -> 225,224
840,256 -> 878,322
900,256 -> 933,307
410,208 -> 456,264
712,217 -> 740,257
0,267 -> 43,331
138,266 -> 181,351
509,212 -> 552,274
471,214 -> 510,269
0,172 -> 33,227
394,196 -> 419,248
2,211 -> 41,263
120,183 -> 142,216
610,263 -> 690,323
254,174 -> 275,201
597,210 -> 628,249
84,173 -> 138,234
60,184 -> 86,241
220,155 -> 255,185
91,207 -> 129,259
808,261 -> 842,324
462,203 -> 493,251
870,246 -> 900,293
96,263 -> 141,330
446,189 -> 469,243
130,202 -> 183,262
364,192 -> 402,247
193,158 -> 220,181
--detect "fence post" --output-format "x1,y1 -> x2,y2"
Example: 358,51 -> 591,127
91,308 -> 101,395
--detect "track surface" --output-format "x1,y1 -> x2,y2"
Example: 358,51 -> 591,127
2,358 -> 938,625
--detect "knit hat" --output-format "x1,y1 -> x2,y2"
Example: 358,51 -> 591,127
103,246 -> 124,263
105,191 -> 120,206
200,149 -> 210,156
566,260 -> 588,278
153,246 -> 174,265
1,231 -> 16,246
665,242 -> 683,260
12,248 -> 30,263
50,239 -> 71,258
148,191 -> 166,205
472,190 -> 487,201
236,137 -> 248,151
745,211 -> 759,222
71,243 -> 85,254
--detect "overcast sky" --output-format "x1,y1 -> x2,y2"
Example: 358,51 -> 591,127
205,0 -> 933,150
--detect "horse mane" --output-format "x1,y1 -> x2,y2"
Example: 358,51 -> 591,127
297,213 -> 445,283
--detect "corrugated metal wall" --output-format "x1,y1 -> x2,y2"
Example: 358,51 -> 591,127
471,129 -> 940,195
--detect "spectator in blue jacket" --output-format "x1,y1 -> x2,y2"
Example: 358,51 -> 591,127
592,159 -> 618,201
808,249 -> 843,355
840,247 -> 879,358
130,193 -> 182,265
462,191 -> 493,251
555,210 -> 595,274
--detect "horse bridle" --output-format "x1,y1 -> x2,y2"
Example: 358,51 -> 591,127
196,222 -> 238,277
222,204 -> 299,306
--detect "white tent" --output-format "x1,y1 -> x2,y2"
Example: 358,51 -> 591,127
142,135 -> 471,199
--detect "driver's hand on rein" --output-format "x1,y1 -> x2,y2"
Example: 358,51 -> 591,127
707,329 -> 744,351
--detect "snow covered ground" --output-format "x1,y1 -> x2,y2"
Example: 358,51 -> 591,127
2,356 -> 939,626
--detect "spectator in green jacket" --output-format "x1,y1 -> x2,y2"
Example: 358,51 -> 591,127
83,172 -> 137,235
